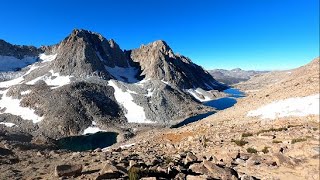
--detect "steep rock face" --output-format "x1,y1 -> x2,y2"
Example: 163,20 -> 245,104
51,29 -> 130,78
127,40 -> 227,91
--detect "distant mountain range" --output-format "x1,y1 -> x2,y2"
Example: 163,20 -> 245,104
0,29 -> 227,139
208,68 -> 268,85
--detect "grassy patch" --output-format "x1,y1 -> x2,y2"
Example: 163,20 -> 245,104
312,127 -> 318,131
247,147 -> 258,154
287,124 -> 303,128
242,132 -> 254,138
231,139 -> 248,146
272,140 -> 282,144
128,167 -> 161,180
291,138 -> 307,144
257,127 -> 288,135
164,157 -> 174,164
261,146 -> 269,154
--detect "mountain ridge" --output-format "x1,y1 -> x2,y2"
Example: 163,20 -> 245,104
0,29 -> 227,139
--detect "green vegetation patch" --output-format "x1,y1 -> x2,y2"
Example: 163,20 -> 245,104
272,140 -> 282,144
247,147 -> 258,154
291,138 -> 307,144
242,132 -> 254,138
257,127 -> 288,135
261,146 -> 269,154
231,139 -> 248,146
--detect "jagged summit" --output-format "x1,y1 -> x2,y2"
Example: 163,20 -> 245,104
128,39 -> 226,91
49,29 -> 130,78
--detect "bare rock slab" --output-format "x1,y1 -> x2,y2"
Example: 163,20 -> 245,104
55,164 -> 82,177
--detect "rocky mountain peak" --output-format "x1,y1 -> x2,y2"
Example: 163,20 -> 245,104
49,29 -> 130,78
129,40 -> 226,91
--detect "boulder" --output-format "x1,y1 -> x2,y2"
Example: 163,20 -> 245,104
54,164 -> 82,177
96,164 -> 123,179
184,152 -> 198,165
203,160 -> 237,180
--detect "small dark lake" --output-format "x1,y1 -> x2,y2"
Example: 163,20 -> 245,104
172,88 -> 244,128
204,97 -> 237,110
57,132 -> 118,152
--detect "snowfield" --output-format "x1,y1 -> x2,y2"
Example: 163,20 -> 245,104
0,90 -> 43,123
0,55 -> 38,72
248,94 -> 320,120
82,121 -> 105,134
83,127 -> 104,134
0,122 -> 16,127
0,53 -> 58,88
39,53 -> 57,63
97,52 -> 139,83
108,80 -> 153,123
186,88 -> 212,102
26,70 -> 72,89
105,65 -> 139,83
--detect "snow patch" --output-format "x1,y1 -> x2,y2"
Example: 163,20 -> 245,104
0,122 -> 16,127
83,121 -> 105,134
120,143 -> 135,149
135,78 -> 150,86
186,88 -> 212,102
161,80 -> 170,85
39,53 -> 57,63
83,127 -> 104,134
0,56 -> 38,72
0,76 -> 25,88
105,65 -> 139,83
146,88 -> 154,97
108,80 -> 153,123
248,94 -> 320,120
21,90 -> 31,95
26,70 -> 72,89
0,90 -> 43,123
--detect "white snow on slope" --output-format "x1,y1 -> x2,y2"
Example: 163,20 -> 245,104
248,94 -> 320,120
26,70 -> 72,89
108,80 -> 153,123
146,88 -> 154,97
83,127 -> 104,134
0,56 -> 38,72
0,122 -> 16,127
0,76 -> 25,88
120,143 -> 135,149
98,51 -> 139,83
161,80 -> 170,85
186,88 -> 211,102
105,65 -> 139,83
0,90 -> 43,123
83,121 -> 105,134
0,53 -> 58,88
21,90 -> 31,95
39,53 -> 57,63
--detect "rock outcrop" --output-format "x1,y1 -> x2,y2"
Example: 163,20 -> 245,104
128,40 -> 226,90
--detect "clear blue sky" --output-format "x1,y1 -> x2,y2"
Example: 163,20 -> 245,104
0,0 -> 319,70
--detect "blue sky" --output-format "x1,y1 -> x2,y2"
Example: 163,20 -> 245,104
0,0 -> 318,70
